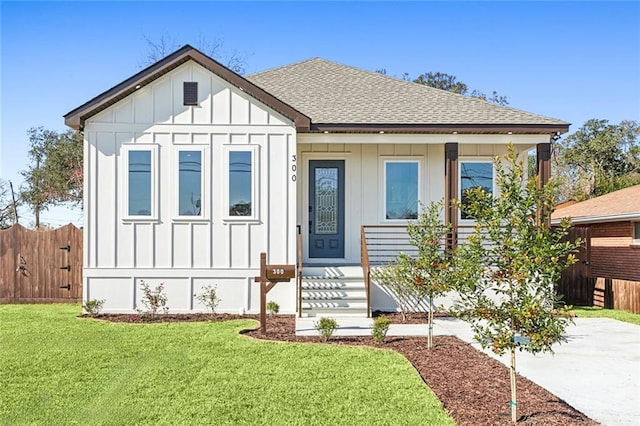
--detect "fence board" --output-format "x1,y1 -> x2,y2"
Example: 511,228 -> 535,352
558,226 -> 640,313
0,224 -> 82,303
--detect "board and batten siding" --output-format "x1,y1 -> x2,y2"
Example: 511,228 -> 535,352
83,61 -> 297,314
296,137 -> 537,264
297,137 -> 539,312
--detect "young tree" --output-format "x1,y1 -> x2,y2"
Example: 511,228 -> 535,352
371,258 -> 421,322
407,201 -> 455,348
371,201 -> 456,348
452,144 -> 579,423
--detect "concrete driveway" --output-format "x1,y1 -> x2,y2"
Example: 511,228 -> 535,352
297,316 -> 640,425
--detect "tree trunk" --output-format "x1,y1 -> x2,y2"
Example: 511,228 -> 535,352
427,294 -> 433,348
510,347 -> 517,423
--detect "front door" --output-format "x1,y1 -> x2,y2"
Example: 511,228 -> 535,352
309,160 -> 345,258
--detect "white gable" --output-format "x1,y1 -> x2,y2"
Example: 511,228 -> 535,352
88,61 -> 294,127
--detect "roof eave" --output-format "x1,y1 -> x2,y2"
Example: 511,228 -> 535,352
64,45 -> 311,132
306,123 -> 570,135
551,212 -> 640,226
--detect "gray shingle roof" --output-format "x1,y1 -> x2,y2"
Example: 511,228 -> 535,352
247,58 -> 568,128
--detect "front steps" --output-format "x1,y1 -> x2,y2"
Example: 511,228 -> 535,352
300,265 -> 368,317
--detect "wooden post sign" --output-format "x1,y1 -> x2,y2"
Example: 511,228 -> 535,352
254,252 -> 295,334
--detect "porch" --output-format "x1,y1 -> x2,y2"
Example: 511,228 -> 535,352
295,141 -> 552,317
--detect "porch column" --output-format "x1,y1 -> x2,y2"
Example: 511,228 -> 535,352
445,142 -> 459,251
536,142 -> 552,228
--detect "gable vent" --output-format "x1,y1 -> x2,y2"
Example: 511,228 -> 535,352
183,82 -> 198,106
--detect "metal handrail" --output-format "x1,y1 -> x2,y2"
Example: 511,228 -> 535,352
360,226 -> 371,317
297,226 -> 303,318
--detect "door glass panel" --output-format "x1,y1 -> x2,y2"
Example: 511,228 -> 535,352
315,167 -> 338,234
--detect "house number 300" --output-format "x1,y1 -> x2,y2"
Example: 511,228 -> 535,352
272,268 -> 285,275
291,155 -> 297,182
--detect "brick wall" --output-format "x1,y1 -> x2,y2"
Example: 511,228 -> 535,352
589,221 -> 640,282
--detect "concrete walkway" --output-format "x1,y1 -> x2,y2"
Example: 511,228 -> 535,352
296,316 -> 640,426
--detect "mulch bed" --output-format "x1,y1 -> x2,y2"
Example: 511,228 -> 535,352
88,312 -> 598,425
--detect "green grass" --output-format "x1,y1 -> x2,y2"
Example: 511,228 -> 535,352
0,304 -> 453,425
571,306 -> 640,325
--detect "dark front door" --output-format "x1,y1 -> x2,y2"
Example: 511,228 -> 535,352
309,160 -> 345,258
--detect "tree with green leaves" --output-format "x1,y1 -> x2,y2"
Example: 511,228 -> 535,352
452,144 -> 579,423
20,127 -> 83,227
370,260 -> 421,323
413,72 -> 468,94
406,201 -> 456,348
371,201 -> 456,347
554,119 -> 640,201
413,71 -> 509,105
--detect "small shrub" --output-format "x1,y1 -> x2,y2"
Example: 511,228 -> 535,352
137,280 -> 169,319
83,298 -> 105,316
314,317 -> 338,342
195,284 -> 221,313
372,317 -> 391,343
266,300 -> 280,316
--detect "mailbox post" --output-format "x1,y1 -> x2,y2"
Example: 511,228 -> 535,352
254,252 -> 295,334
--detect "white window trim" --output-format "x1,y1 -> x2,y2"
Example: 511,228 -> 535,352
223,145 -> 260,222
121,144 -> 159,222
380,157 -> 423,223
172,146 -> 209,221
459,158 -> 495,224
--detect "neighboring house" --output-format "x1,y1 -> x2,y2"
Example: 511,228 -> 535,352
552,185 -> 640,313
64,45 -> 568,315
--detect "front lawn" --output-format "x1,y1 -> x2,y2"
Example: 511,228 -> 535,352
0,304 -> 453,425
571,306 -> 640,325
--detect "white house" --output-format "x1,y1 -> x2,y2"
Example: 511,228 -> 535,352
65,45 -> 568,315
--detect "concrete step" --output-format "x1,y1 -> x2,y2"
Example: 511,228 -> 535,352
301,265 -> 364,279
299,265 -> 368,317
302,300 -> 368,309
301,306 -> 369,317
302,292 -> 367,301
301,281 -> 365,290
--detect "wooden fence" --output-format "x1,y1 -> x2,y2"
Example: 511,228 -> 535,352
0,223 -> 82,303
557,226 -> 640,313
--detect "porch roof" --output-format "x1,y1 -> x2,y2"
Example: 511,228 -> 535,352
247,58 -> 569,135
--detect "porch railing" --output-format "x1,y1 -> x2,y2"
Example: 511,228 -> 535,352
297,226 -> 303,318
360,223 -> 476,314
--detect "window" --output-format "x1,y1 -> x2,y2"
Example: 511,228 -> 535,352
183,82 -> 198,106
225,146 -> 258,220
634,222 -> 640,243
385,161 -> 419,220
126,149 -> 154,217
460,161 -> 493,220
178,150 -> 202,216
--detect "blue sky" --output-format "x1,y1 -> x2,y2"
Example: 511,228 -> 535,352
1,1 -> 639,227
